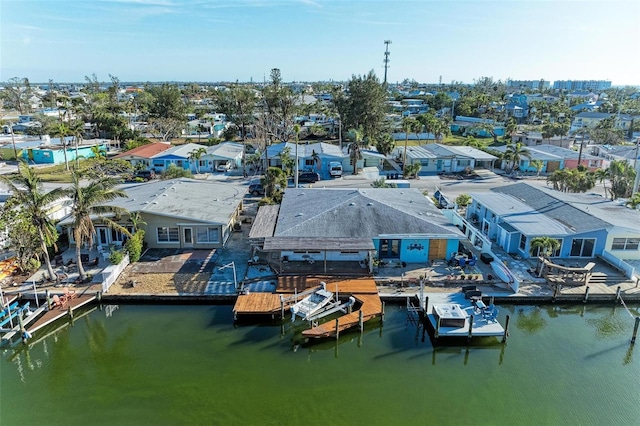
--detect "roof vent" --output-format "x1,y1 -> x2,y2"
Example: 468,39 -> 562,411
144,201 -> 149,204
162,194 -> 168,196
349,202 -> 356,206
367,202 -> 373,206
410,200 -> 413,203
296,213 -> 304,217
152,201 -> 158,204
132,198 -> 135,201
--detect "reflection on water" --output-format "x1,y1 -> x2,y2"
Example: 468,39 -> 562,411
2,303 -> 639,425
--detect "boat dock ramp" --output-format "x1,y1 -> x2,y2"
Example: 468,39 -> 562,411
233,277 -> 384,338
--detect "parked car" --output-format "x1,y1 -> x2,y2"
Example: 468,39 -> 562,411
298,172 -> 320,183
329,162 -> 343,177
134,170 -> 156,181
248,181 -> 265,196
217,161 -> 232,172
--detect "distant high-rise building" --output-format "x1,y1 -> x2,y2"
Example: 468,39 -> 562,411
552,80 -> 612,91
506,80 -> 550,90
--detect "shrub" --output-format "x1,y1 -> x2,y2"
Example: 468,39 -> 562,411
109,249 -> 125,265
125,230 -> 145,263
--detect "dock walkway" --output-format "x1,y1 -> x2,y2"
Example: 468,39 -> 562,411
27,294 -> 96,336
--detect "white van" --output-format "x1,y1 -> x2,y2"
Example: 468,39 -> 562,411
329,162 -> 343,177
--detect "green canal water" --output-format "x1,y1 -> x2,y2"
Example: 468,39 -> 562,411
1,303 -> 639,426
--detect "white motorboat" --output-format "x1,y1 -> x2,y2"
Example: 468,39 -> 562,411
290,283 -> 334,322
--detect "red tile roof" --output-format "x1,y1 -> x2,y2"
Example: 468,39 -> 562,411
114,143 -> 172,159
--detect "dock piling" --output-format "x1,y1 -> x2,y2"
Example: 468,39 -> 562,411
615,286 -> 621,303
18,311 -> 26,343
359,310 -> 364,332
335,318 -> 339,340
381,301 -> 385,324
45,290 -> 51,310
502,315 -> 511,343
583,286 -> 590,303
552,285 -> 558,302
632,317 -> 640,344
467,315 -> 474,341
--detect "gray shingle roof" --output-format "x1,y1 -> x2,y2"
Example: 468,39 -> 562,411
274,188 -> 465,239
492,183 -> 611,233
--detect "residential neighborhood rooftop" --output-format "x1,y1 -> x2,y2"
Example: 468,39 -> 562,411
273,188 -> 465,239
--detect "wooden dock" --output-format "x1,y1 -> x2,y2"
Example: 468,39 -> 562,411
27,294 -> 97,336
234,277 -> 380,319
233,293 -> 282,317
301,293 -> 383,338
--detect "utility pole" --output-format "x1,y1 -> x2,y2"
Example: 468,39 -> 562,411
383,40 -> 392,86
633,137 -> 640,195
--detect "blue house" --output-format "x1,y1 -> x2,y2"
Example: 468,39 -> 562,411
150,143 -> 207,172
20,138 -> 107,165
252,188 -> 466,273
467,183 -> 640,265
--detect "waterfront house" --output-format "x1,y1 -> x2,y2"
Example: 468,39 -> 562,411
59,178 -> 244,250
250,188 -> 466,272
467,183 -> 640,276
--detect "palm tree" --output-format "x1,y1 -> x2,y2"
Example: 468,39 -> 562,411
65,171 -> 130,280
626,192 -> 640,210
90,145 -> 105,161
128,211 -> 147,233
530,236 -> 560,276
188,147 -> 207,174
50,121 -> 71,171
347,128 -> 363,175
593,168 -> 610,198
505,142 -> 531,172
311,149 -> 321,173
1,161 -> 66,281
529,159 -> 544,177
68,119 -> 85,168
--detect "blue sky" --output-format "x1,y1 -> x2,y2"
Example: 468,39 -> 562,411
1,0 -> 638,85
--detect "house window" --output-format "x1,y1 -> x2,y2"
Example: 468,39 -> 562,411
519,234 -> 527,251
157,227 -> 179,243
570,238 -> 595,257
420,159 -> 429,166
458,159 -> 471,167
199,160 -> 206,167
153,161 -> 164,168
196,227 -> 219,243
305,159 -> 314,166
612,238 -> 640,251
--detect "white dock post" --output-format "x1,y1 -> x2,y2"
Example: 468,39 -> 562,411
359,310 -> 364,332
335,318 -> 339,340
